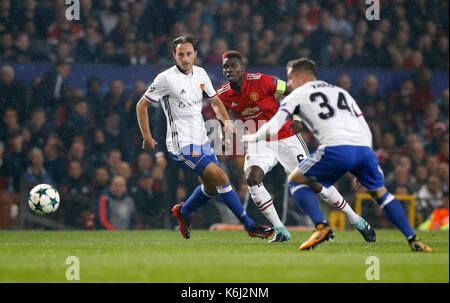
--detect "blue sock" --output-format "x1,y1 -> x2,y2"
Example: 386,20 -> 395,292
181,185 -> 214,217
288,182 -> 325,226
375,191 -> 415,239
217,183 -> 255,230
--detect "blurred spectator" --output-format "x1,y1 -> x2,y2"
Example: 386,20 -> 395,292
336,74 -> 352,93
388,30 -> 412,68
408,141 -> 427,172
95,175 -> 138,231
411,69 -> 435,115
425,122 -> 448,155
364,30 -> 392,68
0,31 -> 14,61
59,160 -> 92,228
104,79 -> 127,126
62,97 -> 94,145
13,33 -> 32,63
355,75 -> 382,108
386,165 -> 414,194
3,131 -> 27,192
415,175 -> 444,225
330,42 -> 357,69
26,107 -> 51,149
204,38 -> 228,66
85,77 -> 105,124
413,165 -> 429,192
75,27 -> 102,63
43,133 -> 65,182
439,89 -> 449,123
309,10 -> 333,64
329,3 -> 353,40
116,161 -> 131,183
436,132 -> 449,164
434,35 -> 449,70
418,190 -> 449,231
86,128 -> 108,169
21,147 -> 53,186
0,107 -> 20,142
198,23 -> 213,59
105,148 -> 122,177
98,40 -> 118,64
46,5 -> 83,46
97,0 -> 118,37
32,60 -> 72,115
130,170 -> 163,228
0,65 -> 26,118
90,166 -> 110,201
437,163 -> 449,193
103,111 -> 130,160
0,139 -> 12,191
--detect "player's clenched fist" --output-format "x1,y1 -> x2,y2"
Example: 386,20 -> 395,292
142,137 -> 158,152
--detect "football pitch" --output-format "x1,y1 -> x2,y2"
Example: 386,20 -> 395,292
0,230 -> 448,283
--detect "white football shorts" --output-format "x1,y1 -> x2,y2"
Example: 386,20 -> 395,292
244,134 -> 310,174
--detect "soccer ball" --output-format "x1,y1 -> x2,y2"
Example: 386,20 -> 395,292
28,184 -> 60,215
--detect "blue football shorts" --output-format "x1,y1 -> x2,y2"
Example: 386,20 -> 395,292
169,141 -> 219,176
297,145 -> 385,190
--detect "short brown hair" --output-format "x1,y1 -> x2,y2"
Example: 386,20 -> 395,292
172,35 -> 198,53
286,58 -> 317,77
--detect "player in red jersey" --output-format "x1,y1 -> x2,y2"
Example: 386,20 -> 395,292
217,51 -> 333,246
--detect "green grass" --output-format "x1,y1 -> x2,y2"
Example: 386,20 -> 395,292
0,230 -> 448,283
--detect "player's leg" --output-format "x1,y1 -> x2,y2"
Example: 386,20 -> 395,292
201,161 -> 274,238
290,146 -> 376,246
171,144 -> 219,239
279,135 -> 328,228
244,141 -> 290,241
352,149 -> 432,252
245,165 -> 290,242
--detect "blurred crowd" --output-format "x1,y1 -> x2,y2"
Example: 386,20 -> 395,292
0,0 -> 449,230
0,0 -> 448,69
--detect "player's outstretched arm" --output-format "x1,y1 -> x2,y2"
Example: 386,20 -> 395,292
242,110 -> 290,142
209,96 -> 235,134
136,97 -> 158,152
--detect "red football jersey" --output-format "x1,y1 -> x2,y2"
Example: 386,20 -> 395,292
217,73 -> 294,140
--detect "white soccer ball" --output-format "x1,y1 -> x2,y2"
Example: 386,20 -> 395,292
28,184 -> 60,215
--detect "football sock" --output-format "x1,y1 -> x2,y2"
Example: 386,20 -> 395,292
288,182 -> 325,226
217,183 -> 255,230
318,185 -> 360,224
249,183 -> 284,228
181,185 -> 215,217
374,191 -> 415,240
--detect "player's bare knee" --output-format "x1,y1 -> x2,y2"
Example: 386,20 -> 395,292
212,169 -> 230,187
287,170 -> 307,184
245,166 -> 264,186
368,187 -> 387,200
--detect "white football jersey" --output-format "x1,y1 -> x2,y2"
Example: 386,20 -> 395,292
280,80 -> 372,147
143,65 -> 217,153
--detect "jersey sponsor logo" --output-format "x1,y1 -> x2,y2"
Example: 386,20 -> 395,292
149,84 -> 156,92
180,89 -> 186,94
241,106 -> 260,117
179,99 -> 202,108
249,92 -> 259,101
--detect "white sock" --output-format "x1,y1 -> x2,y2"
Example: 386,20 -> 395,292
318,185 -> 360,224
249,184 -> 284,228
